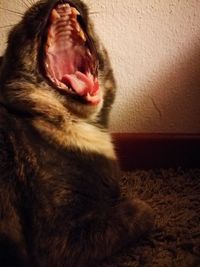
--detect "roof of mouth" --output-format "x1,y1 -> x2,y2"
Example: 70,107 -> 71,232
44,3 -> 100,105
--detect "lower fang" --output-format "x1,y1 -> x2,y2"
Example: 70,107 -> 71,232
79,30 -> 86,41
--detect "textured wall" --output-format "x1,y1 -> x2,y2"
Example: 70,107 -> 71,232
0,0 -> 200,133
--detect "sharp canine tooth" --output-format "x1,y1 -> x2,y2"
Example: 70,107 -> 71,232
47,40 -> 52,47
79,30 -> 86,41
51,9 -> 60,21
75,23 -> 81,32
71,7 -> 80,15
87,49 -> 92,57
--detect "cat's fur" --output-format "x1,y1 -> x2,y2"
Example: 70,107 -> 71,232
0,1 -> 154,266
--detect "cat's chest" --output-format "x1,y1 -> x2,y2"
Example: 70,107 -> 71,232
15,123 -> 120,214
22,146 -> 120,224
38,149 -> 96,191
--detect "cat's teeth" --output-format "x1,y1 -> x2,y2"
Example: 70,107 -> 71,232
47,39 -> 52,47
86,49 -> 92,57
63,3 -> 70,8
79,30 -> 86,41
71,7 -> 80,16
57,4 -> 69,8
57,4 -> 71,14
51,9 -> 61,22
76,26 -> 80,33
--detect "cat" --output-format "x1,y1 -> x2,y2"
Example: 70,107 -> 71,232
0,1 -> 154,266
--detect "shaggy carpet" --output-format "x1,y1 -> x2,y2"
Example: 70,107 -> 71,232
102,168 -> 200,267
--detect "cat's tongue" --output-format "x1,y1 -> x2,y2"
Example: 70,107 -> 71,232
62,71 -> 100,105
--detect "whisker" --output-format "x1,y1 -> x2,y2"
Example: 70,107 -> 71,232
89,11 -> 101,15
0,24 -> 16,29
0,7 -> 23,16
29,0 -> 36,5
20,0 -> 30,9
25,0 -> 33,7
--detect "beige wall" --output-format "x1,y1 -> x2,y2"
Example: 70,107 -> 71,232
0,0 -> 200,133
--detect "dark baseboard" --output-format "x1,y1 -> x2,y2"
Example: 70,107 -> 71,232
112,133 -> 200,170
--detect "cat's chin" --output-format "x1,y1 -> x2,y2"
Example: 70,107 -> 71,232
40,1 -> 102,108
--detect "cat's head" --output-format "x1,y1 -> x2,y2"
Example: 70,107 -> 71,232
0,0 -> 116,124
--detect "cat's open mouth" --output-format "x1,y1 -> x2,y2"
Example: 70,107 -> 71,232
43,2 -> 100,105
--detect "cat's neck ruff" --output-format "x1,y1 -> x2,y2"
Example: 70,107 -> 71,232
32,117 -> 117,160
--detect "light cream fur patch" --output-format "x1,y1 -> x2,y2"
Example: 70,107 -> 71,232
33,119 -> 117,160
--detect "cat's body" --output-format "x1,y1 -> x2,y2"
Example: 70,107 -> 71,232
0,1 -> 153,266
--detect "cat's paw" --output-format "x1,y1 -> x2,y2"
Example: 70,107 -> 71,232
117,198 -> 154,241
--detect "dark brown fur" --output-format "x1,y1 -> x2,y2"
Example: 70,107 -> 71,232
0,1 -> 154,266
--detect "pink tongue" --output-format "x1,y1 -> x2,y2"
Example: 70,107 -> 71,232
62,71 -> 99,97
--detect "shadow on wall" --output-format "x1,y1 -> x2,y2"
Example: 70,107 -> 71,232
112,42 -> 200,133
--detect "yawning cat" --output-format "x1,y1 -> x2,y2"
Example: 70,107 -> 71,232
0,1 -> 154,266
